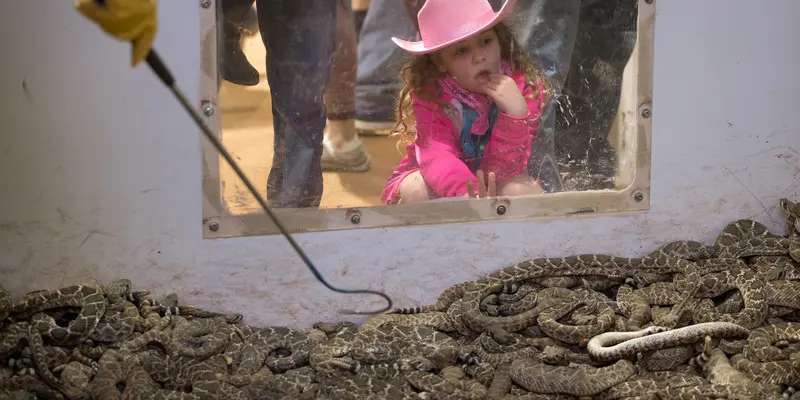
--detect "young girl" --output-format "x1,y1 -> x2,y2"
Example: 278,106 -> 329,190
381,0 -> 554,205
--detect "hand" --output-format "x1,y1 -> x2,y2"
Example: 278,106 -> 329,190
466,170 -> 497,198
482,73 -> 527,117
75,0 -> 156,66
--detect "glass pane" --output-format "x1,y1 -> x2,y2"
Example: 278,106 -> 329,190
212,0 -> 641,212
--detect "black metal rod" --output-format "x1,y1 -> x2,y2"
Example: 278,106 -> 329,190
79,6 -> 393,314
87,0 -> 391,315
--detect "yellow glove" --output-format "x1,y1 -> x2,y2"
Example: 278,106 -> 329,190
75,0 -> 157,67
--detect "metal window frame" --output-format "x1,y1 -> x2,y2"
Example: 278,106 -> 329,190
198,0 -> 656,238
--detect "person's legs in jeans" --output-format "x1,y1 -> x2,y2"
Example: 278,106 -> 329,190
255,0 -> 336,208
322,0 -> 372,172
354,0 -> 417,135
220,0 -> 259,86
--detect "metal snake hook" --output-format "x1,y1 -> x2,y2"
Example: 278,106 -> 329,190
106,30 -> 392,314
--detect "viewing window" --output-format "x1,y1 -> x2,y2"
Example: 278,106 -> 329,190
198,0 -> 655,238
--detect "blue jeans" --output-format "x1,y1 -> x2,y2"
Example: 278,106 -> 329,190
354,0 -> 415,123
255,0 -> 336,208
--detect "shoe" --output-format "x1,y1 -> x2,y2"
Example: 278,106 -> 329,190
321,137 -> 372,172
222,49 -> 259,86
355,119 -> 395,136
222,21 -> 259,87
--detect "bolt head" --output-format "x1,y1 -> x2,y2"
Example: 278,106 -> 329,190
350,214 -> 361,224
496,205 -> 507,215
208,222 -> 219,232
634,192 -> 644,202
201,0 -> 212,8
641,108 -> 651,118
203,106 -> 214,117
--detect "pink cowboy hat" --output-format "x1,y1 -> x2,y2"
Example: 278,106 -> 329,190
392,0 -> 517,55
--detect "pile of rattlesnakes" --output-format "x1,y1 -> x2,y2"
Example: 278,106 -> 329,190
2,198 -> 800,399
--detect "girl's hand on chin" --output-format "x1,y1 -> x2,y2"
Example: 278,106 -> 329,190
482,73 -> 527,117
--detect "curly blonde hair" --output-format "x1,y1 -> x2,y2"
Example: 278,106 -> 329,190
392,22 -> 554,144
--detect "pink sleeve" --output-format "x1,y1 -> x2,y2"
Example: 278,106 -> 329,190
482,78 -> 547,184
412,97 -> 477,198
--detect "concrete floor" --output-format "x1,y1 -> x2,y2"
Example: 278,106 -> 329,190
218,34 -> 403,213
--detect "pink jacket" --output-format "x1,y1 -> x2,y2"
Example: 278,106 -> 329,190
382,69 -> 547,204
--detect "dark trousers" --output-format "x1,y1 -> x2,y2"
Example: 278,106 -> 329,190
250,0 -> 337,208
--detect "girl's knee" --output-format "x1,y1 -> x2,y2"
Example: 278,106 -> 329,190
398,171 -> 432,204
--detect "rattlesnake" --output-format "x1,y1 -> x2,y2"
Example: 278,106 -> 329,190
12,284 -> 107,346
690,335 -> 785,398
326,323 -> 459,372
596,373 -> 709,400
586,322 -> 749,362
536,293 -> 616,345
170,316 -> 244,359
509,357 -> 635,397
89,349 -> 157,399
741,321 -> 800,362
224,325 -> 325,386
0,321 -> 92,399
690,268 -> 769,329
728,322 -> 800,388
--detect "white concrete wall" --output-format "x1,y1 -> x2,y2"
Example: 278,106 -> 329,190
0,0 -> 798,328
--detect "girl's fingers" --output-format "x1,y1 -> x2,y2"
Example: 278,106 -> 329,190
467,172 -> 502,199
488,172 -> 497,197
466,178 -> 475,198
476,170 -> 487,198
483,86 -> 499,98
